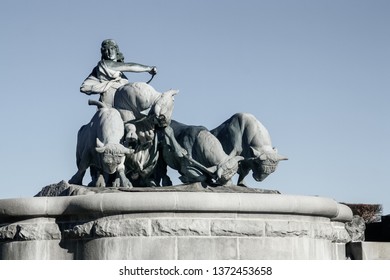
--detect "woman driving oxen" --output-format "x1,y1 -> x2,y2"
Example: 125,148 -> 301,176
80,39 -> 157,106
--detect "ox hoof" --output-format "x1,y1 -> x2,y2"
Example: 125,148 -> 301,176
113,178 -> 133,189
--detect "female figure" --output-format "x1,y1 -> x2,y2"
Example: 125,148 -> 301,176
80,39 -> 157,106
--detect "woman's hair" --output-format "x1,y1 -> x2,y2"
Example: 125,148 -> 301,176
100,39 -> 124,62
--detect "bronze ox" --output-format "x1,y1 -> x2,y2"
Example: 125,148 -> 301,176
161,120 -> 243,186
113,82 -> 178,127
69,100 -> 133,188
211,113 -> 287,186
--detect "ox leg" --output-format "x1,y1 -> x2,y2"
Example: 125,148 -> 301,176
237,161 -> 250,187
218,178 -> 233,186
95,172 -> 106,188
142,178 -> 157,187
153,151 -> 173,186
117,108 -> 136,123
113,167 -> 133,188
161,175 -> 173,187
69,169 -> 86,185
89,167 -> 109,187
69,154 -> 91,186
88,166 -> 99,186
163,126 -> 188,158
180,166 -> 207,184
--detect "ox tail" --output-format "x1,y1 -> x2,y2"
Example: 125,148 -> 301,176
88,99 -> 107,109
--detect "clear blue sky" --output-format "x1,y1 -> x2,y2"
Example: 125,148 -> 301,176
1,0 -> 389,213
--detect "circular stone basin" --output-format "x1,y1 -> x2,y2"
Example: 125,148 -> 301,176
0,183 -> 352,260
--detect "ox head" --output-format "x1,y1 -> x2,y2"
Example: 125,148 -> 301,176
149,89 -> 178,128
95,138 -> 133,174
250,147 -> 288,182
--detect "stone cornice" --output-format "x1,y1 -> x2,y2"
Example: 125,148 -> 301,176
0,191 -> 352,222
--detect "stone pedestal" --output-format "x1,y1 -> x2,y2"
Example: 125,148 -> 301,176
347,242 -> 390,260
0,185 -> 352,260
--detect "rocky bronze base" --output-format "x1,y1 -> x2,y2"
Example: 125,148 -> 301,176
35,180 -> 281,197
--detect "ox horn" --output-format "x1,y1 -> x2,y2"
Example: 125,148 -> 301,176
273,147 -> 288,161
88,99 -> 106,109
276,154 -> 288,161
250,147 -> 261,158
121,146 -> 134,155
96,138 -> 105,148
95,138 -> 105,153
164,89 -> 179,96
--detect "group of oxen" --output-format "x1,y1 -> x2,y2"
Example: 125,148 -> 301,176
69,82 -> 287,188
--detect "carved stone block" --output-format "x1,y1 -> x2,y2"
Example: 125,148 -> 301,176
151,219 -> 209,236
211,219 -> 265,236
